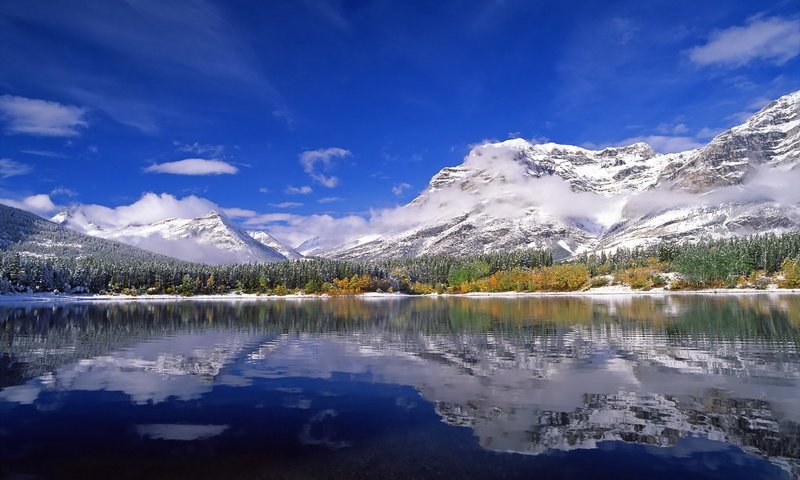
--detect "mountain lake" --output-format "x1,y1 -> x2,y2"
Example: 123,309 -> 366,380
1,295 -> 799,479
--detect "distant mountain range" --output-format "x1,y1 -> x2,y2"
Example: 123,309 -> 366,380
29,89 -> 800,264
52,210 -> 297,264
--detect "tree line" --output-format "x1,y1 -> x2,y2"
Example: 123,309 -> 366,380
1,232 -> 799,295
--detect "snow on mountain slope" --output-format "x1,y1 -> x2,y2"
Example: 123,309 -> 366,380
325,90 -> 800,260
247,231 -> 303,259
54,210 -> 287,265
294,236 -> 325,257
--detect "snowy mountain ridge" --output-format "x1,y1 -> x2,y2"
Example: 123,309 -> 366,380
323,89 -> 800,260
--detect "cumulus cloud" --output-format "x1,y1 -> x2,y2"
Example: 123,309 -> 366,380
144,158 -> 238,175
285,185 -> 313,195
0,158 -> 32,178
299,147 -> 350,187
59,192 -> 222,231
689,16 -> 800,67
0,193 -> 59,215
0,95 -> 88,137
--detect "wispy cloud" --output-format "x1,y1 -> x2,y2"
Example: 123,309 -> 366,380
50,187 -> 78,198
144,158 -> 238,176
221,207 -> 256,218
688,16 -> 800,67
318,196 -> 343,204
20,150 -> 68,159
270,201 -> 303,208
174,141 -> 225,157
0,95 -> 88,137
299,147 -> 350,188
258,187 -> 270,194
284,185 -> 313,195
0,158 -> 32,178
391,182 -> 413,197
0,1 -> 290,132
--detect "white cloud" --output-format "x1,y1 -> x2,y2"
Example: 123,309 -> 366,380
0,158 -> 32,178
0,194 -> 59,215
221,207 -> 256,218
318,197 -> 343,204
258,187 -> 270,193
144,158 -> 238,175
392,182 -> 413,197
0,95 -> 88,137
689,16 -> 800,67
285,185 -> 313,195
299,147 -> 350,188
270,202 -> 303,208
59,193 -> 222,231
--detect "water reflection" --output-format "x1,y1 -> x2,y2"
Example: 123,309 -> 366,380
1,295 -> 799,479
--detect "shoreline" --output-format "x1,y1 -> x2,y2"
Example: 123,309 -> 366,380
1,287 -> 799,303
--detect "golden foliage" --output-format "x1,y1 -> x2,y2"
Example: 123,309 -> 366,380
780,258 -> 800,288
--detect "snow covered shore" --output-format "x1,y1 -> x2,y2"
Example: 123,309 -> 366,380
1,287 -> 799,304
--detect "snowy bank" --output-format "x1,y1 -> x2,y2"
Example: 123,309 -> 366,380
1,287 -> 799,304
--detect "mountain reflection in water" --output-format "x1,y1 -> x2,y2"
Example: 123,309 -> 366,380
1,295 -> 799,480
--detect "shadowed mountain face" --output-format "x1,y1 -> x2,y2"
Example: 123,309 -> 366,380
325,91 -> 800,260
1,296 -> 799,479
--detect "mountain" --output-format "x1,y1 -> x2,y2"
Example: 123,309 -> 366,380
294,236 -> 326,257
324,90 -> 800,260
0,203 -> 181,263
247,231 -> 303,260
54,210 -> 287,265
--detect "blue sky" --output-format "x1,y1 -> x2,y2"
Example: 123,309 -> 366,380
0,0 -> 798,244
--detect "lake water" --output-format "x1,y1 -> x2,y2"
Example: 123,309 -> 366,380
1,295 -> 799,479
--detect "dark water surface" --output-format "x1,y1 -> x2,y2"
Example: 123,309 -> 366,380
1,295 -> 799,480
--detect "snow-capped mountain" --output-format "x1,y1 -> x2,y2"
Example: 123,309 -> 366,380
247,230 -> 303,259
324,90 -> 800,259
54,210 -> 287,265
